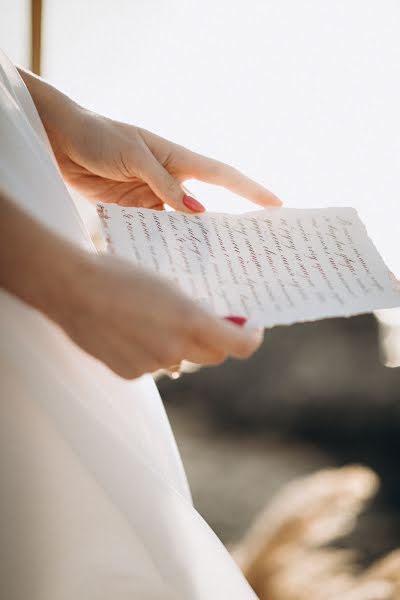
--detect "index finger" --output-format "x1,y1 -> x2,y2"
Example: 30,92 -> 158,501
186,152 -> 282,207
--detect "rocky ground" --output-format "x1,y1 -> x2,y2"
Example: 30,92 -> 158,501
158,314 -> 400,563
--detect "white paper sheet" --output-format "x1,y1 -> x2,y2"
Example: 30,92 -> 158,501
97,203 -> 400,327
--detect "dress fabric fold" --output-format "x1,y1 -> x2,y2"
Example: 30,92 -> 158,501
0,50 -> 257,599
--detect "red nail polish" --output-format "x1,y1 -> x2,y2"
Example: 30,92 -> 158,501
182,194 -> 205,213
224,316 -> 247,326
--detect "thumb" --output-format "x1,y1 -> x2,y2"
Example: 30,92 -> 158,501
139,150 -> 205,213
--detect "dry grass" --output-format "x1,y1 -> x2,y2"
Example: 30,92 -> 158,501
233,465 -> 400,600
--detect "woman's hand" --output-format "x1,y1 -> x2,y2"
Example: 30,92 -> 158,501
18,67 -> 281,213
47,107 -> 281,213
59,253 -> 263,379
20,68 -> 281,212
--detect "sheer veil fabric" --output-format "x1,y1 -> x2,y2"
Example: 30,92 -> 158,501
0,51 -> 258,599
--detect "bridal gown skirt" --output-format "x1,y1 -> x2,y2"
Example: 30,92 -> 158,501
0,51 -> 258,599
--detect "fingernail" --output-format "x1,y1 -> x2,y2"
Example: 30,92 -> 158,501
224,316 -> 247,326
182,194 -> 205,213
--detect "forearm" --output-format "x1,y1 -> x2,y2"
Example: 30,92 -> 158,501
0,191 -> 86,324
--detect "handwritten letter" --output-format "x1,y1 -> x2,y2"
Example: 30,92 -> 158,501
97,204 -> 400,327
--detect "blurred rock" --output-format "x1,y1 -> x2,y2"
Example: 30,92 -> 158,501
158,314 -> 400,561
161,315 -> 400,436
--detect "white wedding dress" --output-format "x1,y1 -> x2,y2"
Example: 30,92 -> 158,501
0,51 -> 257,599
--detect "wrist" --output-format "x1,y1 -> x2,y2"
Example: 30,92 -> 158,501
37,244 -> 96,332
18,68 -> 83,149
